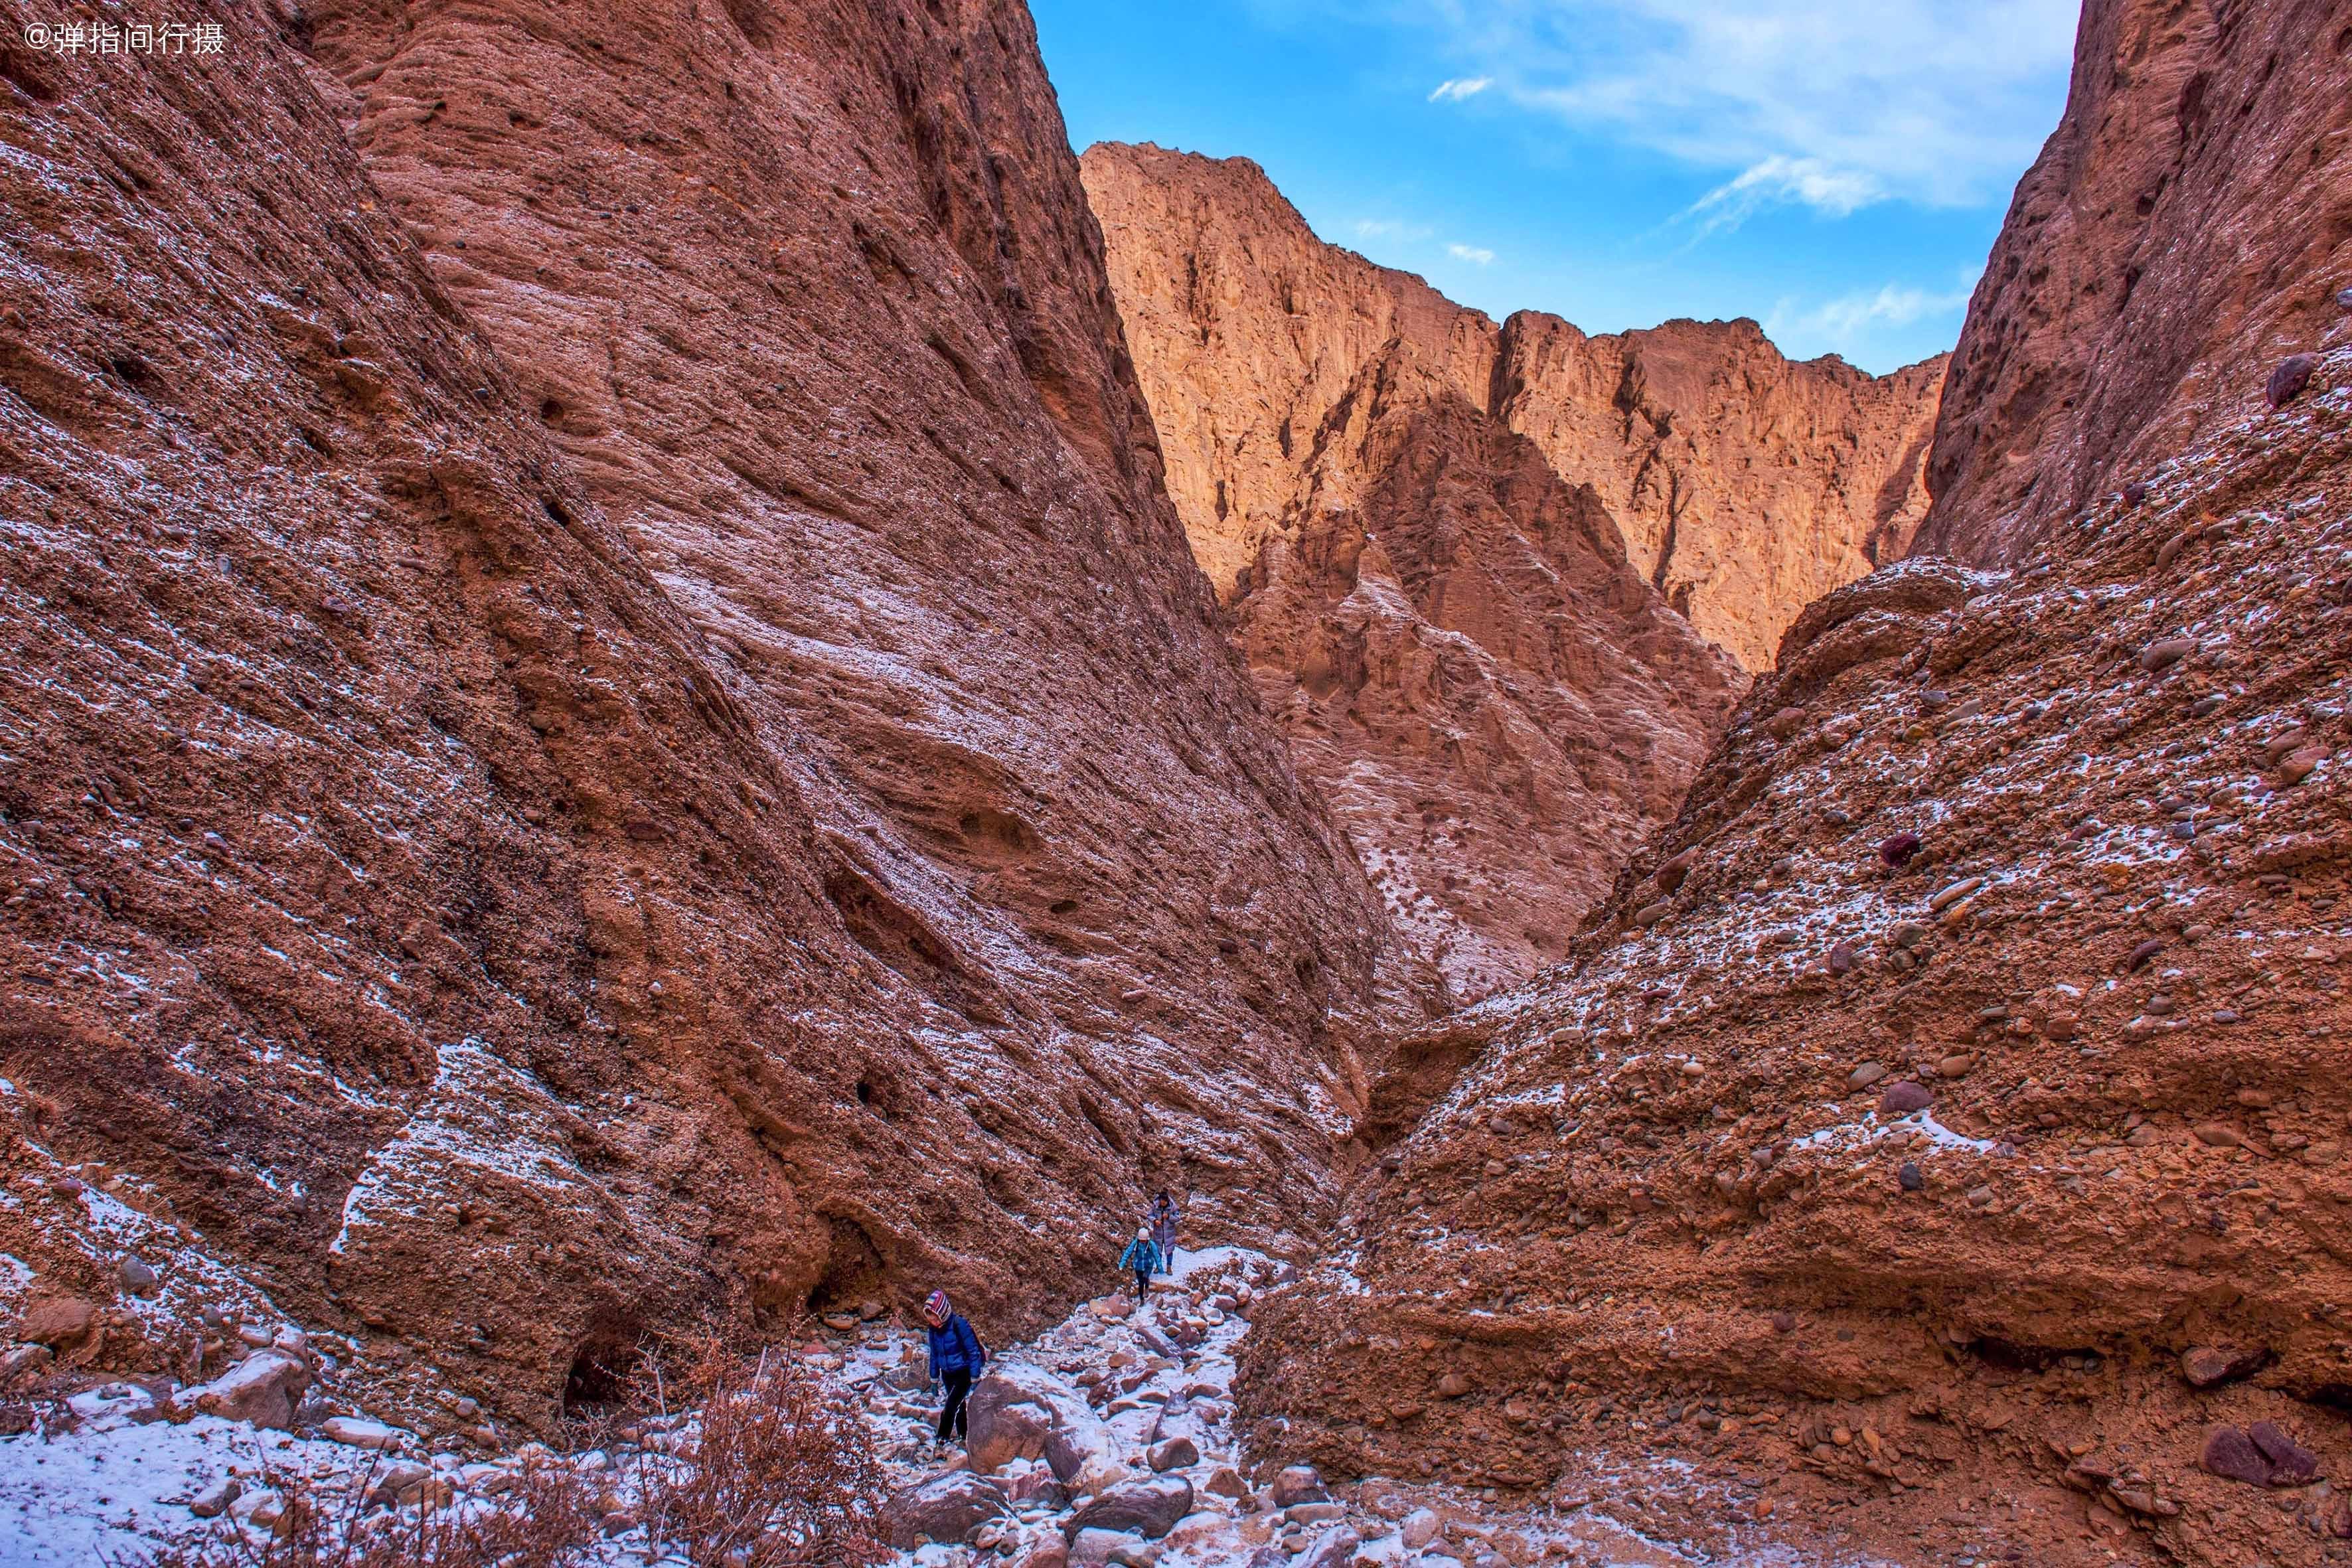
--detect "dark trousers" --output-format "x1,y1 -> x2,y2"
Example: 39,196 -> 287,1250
1133,1267 -> 1150,1302
937,1369 -> 972,1441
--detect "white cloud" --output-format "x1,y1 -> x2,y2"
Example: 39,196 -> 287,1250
1429,76 -> 1492,102
1372,0 -> 2078,210
1447,242 -> 1496,265
1682,155 -> 1885,236
1764,269 -> 1980,358
1354,218 -> 1435,241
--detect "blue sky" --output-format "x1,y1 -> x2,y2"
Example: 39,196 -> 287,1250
1032,0 -> 2083,376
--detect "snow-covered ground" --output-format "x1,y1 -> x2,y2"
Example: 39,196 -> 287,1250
0,1245 -> 1840,1567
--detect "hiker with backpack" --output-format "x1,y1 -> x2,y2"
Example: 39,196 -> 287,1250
1148,1190 -> 1180,1272
1118,1225 -> 1162,1304
923,1289 -> 986,1450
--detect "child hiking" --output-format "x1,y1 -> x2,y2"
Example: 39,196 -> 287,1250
1118,1226 -> 1162,1304
923,1289 -> 985,1450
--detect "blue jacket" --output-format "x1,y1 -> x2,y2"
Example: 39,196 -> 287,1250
1120,1237 -> 1162,1275
927,1313 -> 984,1381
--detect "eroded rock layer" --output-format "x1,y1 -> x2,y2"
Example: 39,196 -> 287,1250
1081,143 -> 1950,994
1081,143 -> 1948,672
1918,0 -> 2352,566
0,0 -> 1393,1439
1243,358 -> 2352,1563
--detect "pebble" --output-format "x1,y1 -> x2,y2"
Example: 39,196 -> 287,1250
1632,900 -> 1673,927
1877,832 -> 1923,868
1897,1162 -> 1925,1192
1848,1062 -> 1887,1090
1654,847 -> 1699,892
187,1478 -> 240,1519
2137,637 -> 2198,673
2125,939 -> 2164,971
1928,876 -> 1984,912
1827,939 -> 1858,975
118,1257 -> 159,1296
2121,481 -> 2150,507
2192,1123 -> 2242,1148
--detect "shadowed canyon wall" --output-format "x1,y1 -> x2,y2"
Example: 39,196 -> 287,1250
0,0 -> 1406,1439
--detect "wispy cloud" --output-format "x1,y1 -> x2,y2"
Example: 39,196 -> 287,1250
1765,269 -> 1980,358
1682,155 -> 1884,236
1354,217 -> 1436,242
1447,242 -> 1496,265
1366,0 -> 2077,210
1428,76 -> 1492,102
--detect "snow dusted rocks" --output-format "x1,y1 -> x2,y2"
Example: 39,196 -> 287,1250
0,0 -> 1391,1435
176,1350 -> 309,1431
883,1471 -> 1012,1549
1244,354 -> 2352,1565
1065,1475 -> 1194,1541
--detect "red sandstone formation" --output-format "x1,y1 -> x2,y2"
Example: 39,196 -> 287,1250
1081,143 -> 1948,992
1918,0 -> 2352,566
1243,1 -> 2352,1555
0,0 -> 1398,1438
1249,349 -> 2352,1568
1081,143 -> 1948,674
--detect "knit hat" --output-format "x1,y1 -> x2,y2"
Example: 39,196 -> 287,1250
924,1289 -> 951,1323
1137,1226 -> 1150,1240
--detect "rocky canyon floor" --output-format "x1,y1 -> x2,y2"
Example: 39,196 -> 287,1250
2,1248 -> 1863,1568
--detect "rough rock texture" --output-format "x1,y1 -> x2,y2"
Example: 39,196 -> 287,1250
1081,143 -> 1948,672
1085,145 -> 1787,994
1917,0 -> 2352,566
1083,143 -> 1951,993
1244,354 -> 2352,1564
0,0 -> 1395,1437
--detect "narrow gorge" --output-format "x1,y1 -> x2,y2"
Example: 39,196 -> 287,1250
2,0 -> 2349,1565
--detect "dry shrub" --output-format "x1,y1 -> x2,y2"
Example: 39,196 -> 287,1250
130,1454 -> 600,1568
636,1339 -> 889,1568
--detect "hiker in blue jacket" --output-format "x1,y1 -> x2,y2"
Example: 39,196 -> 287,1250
1118,1225 -> 1162,1304
923,1289 -> 986,1449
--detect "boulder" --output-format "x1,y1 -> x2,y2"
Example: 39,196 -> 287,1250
972,1364 -> 1121,1490
19,1295 -> 97,1350
188,1478 -> 241,1518
2202,1425 -> 2276,1486
1069,1529 -> 1151,1567
1271,1464 -> 1328,1506
1203,1466 -> 1248,1500
179,1348 -> 309,1429
2267,353 -> 2319,408
883,1471 -> 1011,1549
2249,1420 -> 2319,1486
323,1416 -> 406,1450
1147,1436 -> 1199,1472
365,1460 -> 432,1507
1007,1470 -> 1069,1509
1065,1476 -> 1195,1541
2179,1344 -> 2272,1389
1295,1528 -> 1362,1568
1399,1509 -> 1441,1550
967,1369 -> 1060,1471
